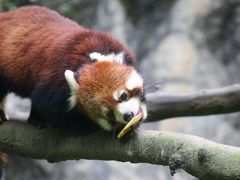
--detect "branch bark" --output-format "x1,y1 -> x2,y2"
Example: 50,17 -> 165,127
0,121 -> 240,180
1,84 -> 240,179
146,84 -> 240,121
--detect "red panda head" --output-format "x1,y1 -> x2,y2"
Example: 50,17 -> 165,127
64,52 -> 147,131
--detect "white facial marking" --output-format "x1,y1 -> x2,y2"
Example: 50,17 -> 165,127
89,52 -> 124,64
64,70 -> 79,110
117,97 -> 140,118
126,70 -> 143,90
113,90 -> 119,101
115,52 -> 124,64
97,118 -> 113,131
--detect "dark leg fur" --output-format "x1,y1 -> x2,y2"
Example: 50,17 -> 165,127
0,76 -> 8,178
29,84 -> 100,132
0,75 -> 8,124
28,105 -> 50,129
0,110 -> 7,124
28,84 -> 69,129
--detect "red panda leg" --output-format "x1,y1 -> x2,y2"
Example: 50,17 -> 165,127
28,84 -> 70,129
28,105 -> 49,129
0,76 -> 8,177
0,109 -> 7,124
0,86 -> 8,124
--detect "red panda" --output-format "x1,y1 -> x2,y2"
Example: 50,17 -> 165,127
0,6 -> 147,132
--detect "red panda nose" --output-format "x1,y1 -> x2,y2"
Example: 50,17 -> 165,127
123,112 -> 134,122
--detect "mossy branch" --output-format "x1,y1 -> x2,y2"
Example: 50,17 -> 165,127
0,121 -> 240,180
1,84 -> 240,179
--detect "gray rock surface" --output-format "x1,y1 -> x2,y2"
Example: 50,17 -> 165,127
2,0 -> 240,179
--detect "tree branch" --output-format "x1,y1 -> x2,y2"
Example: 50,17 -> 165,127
1,84 -> 240,179
146,84 -> 240,121
0,121 -> 240,180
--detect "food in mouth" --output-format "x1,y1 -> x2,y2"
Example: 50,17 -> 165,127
117,112 -> 143,138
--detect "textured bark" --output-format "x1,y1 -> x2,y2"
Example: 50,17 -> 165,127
146,84 -> 240,121
1,84 -> 240,179
0,121 -> 240,180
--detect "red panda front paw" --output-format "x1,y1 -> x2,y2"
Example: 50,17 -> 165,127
0,110 -> 7,124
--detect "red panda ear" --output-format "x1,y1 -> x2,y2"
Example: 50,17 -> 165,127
64,70 -> 79,110
89,52 -> 124,64
64,70 -> 79,91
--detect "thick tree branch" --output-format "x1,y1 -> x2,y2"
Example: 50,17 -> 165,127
146,84 -> 240,121
1,84 -> 240,179
0,121 -> 240,180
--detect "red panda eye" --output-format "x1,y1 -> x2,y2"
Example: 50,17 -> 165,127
120,92 -> 127,101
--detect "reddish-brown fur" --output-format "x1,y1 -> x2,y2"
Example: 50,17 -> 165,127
0,6 -> 135,97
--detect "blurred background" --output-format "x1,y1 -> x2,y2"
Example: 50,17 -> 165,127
1,0 -> 240,179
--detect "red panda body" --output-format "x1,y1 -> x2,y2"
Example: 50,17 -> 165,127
0,6 -> 133,97
0,6 -> 147,131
